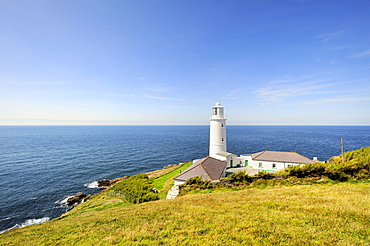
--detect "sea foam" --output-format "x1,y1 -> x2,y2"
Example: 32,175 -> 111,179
0,217 -> 50,234
55,195 -> 74,205
84,181 -> 101,189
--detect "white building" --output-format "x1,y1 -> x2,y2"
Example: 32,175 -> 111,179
208,101 -> 317,170
239,150 -> 318,171
209,102 -> 239,167
174,101 -> 318,184
209,101 -> 227,159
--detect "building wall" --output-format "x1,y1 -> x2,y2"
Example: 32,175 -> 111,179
235,155 -> 251,167
251,160 -> 303,171
233,155 -> 304,171
209,119 -> 226,159
227,155 -> 244,168
174,179 -> 186,186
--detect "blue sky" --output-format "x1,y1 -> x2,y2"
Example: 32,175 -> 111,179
1,0 -> 369,125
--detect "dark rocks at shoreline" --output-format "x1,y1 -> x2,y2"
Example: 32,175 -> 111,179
66,177 -> 130,207
97,176 -> 130,188
97,180 -> 111,187
67,193 -> 87,206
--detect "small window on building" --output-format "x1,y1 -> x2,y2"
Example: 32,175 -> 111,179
222,138 -> 224,142
259,162 -> 263,168
213,108 -> 217,115
221,124 -> 224,127
272,163 -> 276,168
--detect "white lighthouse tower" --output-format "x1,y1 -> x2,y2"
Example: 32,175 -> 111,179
209,101 -> 227,159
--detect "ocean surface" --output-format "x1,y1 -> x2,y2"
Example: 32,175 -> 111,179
0,125 -> 369,233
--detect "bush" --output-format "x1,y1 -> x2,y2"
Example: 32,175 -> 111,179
355,169 -> 370,179
285,163 -> 326,178
325,169 -> 349,182
183,176 -> 204,186
256,170 -> 274,179
183,176 -> 213,189
108,173 -> 158,203
179,176 -> 213,195
223,171 -> 252,184
281,147 -> 370,181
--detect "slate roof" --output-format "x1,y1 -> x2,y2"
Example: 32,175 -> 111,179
251,150 -> 317,164
174,156 -> 227,182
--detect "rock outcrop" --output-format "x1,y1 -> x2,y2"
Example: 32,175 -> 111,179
67,192 -> 87,206
97,180 -> 111,187
97,176 -> 129,188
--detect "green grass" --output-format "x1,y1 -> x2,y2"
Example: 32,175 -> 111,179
56,193 -> 132,220
59,162 -> 193,219
2,182 -> 369,245
152,161 -> 192,191
3,148 -> 369,245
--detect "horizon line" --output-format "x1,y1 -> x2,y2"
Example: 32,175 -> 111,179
1,124 -> 369,126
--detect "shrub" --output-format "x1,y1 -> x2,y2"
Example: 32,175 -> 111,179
223,171 -> 252,184
183,176 -> 204,186
355,169 -> 370,179
108,173 -> 158,203
281,147 -> 370,181
179,177 -> 213,195
325,169 -> 349,182
184,176 -> 213,189
285,163 -> 326,178
255,170 -> 274,179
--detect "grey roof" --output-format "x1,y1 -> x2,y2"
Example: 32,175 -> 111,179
251,150 -> 317,164
174,156 -> 227,182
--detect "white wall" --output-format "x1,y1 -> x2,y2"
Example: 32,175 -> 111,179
251,160 -> 302,171
209,119 -> 226,158
174,179 -> 186,186
234,155 -> 252,167
232,155 -> 303,172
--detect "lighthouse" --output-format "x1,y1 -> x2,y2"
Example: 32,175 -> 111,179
209,101 -> 227,159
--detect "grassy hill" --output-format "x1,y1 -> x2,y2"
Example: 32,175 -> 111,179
1,149 -> 370,245
1,182 -> 369,245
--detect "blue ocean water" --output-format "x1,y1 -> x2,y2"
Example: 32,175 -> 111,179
0,125 -> 369,233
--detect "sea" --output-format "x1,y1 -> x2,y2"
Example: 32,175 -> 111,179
0,125 -> 369,233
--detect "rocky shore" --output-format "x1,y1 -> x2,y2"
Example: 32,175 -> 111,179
96,176 -> 129,187
68,176 -> 130,207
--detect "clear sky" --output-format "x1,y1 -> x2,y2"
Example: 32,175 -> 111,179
1,0 -> 369,125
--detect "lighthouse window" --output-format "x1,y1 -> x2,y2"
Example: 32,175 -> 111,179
222,138 -> 224,142
221,124 -> 223,127
213,108 -> 217,115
